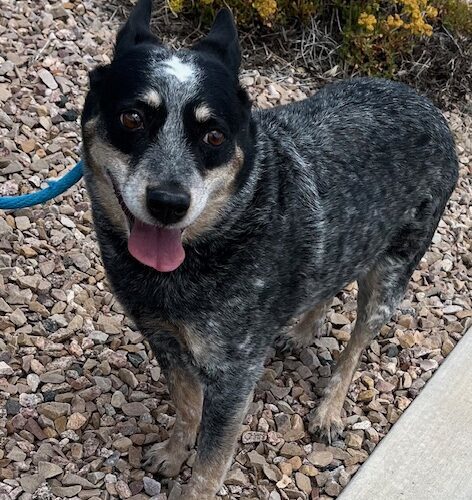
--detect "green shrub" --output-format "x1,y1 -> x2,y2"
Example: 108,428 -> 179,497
166,0 -> 471,76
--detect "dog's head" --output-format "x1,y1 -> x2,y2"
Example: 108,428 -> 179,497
81,0 -> 254,272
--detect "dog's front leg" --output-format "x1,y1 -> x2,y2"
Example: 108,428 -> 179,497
178,365 -> 259,500
144,334 -> 203,477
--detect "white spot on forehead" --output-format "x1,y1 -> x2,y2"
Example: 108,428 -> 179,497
161,55 -> 196,83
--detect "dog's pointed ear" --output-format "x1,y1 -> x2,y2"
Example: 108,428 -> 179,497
115,0 -> 159,56
193,9 -> 240,75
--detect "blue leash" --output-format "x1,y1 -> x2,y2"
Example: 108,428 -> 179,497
0,161 -> 84,210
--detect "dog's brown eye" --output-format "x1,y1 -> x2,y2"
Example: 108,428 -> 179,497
203,130 -> 225,146
120,111 -> 144,130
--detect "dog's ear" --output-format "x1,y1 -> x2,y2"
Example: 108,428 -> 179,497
193,9 -> 240,75
115,0 -> 159,56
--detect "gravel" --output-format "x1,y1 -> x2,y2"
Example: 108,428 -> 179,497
0,1 -> 471,499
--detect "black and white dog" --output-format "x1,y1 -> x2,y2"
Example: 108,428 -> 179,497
81,1 -> 458,497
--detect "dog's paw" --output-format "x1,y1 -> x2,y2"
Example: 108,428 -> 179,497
143,441 -> 188,478
308,405 -> 344,444
168,483 -> 215,500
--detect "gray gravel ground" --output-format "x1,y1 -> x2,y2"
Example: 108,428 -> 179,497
0,1 -> 471,499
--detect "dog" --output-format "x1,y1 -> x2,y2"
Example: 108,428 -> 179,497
81,1 -> 458,497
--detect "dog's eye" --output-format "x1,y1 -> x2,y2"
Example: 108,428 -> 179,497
120,111 -> 144,131
203,130 -> 225,146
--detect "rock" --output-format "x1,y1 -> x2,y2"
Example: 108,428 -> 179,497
40,371 -> 65,384
67,251 -> 91,272
330,313 -> 350,325
307,450 -> 333,468
38,68 -> 58,90
7,446 -> 27,462
37,402 -> 71,420
10,308 -> 27,327
0,361 -> 14,376
289,456 -> 302,471
122,402 -> 148,416
263,463 -> 282,482
225,468 -> 248,486
352,420 -> 371,431
108,351 -> 128,368
295,472 -> 312,494
21,138 -> 36,153
38,461 -> 62,479
275,413 -> 291,434
280,442 -> 305,457
19,393 -> 43,407
241,431 -> 266,444
397,331 -> 416,349
89,331 -> 109,343
420,359 -> 439,371
150,366 -> 161,381
143,477 -> 161,496
276,475 -> 292,489
358,389 -> 376,402
113,437 -> 133,452
325,479 -> 342,496
119,368 -> 139,388
247,450 -> 267,468
269,490 -> 282,500
50,485 -> 82,497
19,474 -> 43,494
0,84 -> 12,101
15,216 -> 31,231
62,474 -> 96,488
111,391 -> 126,408
300,464 -> 318,477
278,460 -> 292,476
442,338 -> 455,356
345,432 -> 363,450
67,413 -> 87,430
27,373 -> 40,391
6,399 -> 21,415
376,379 -> 396,393
115,480 -> 132,499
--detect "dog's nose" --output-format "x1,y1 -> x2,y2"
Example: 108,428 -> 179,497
146,185 -> 191,225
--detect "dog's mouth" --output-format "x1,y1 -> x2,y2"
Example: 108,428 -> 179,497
109,175 -> 185,273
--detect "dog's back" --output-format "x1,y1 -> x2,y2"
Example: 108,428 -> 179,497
252,77 -> 458,300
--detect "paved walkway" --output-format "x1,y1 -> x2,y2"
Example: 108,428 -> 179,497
339,327 -> 472,500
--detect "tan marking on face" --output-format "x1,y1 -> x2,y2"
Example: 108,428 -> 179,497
141,89 -> 162,108
194,103 -> 213,122
82,117 -> 131,230
182,146 -> 244,243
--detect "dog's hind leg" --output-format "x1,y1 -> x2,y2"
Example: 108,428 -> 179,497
308,253 -> 425,442
144,336 -> 203,477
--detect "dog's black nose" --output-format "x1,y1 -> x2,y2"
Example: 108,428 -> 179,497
146,185 -> 191,225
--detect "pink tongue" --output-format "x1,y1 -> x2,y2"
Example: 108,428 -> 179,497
128,220 -> 185,272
